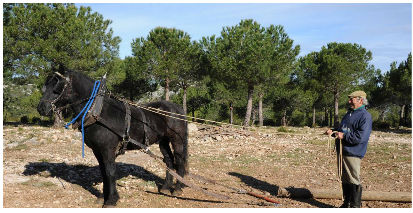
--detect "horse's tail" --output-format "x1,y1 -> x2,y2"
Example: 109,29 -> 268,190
166,101 -> 189,176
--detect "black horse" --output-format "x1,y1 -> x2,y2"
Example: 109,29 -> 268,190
37,70 -> 188,207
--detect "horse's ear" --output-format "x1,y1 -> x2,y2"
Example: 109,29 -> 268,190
59,64 -> 65,72
55,64 -> 66,75
54,72 -> 65,78
54,71 -> 70,82
54,64 -> 70,81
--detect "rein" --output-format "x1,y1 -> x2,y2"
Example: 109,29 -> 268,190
65,80 -> 101,158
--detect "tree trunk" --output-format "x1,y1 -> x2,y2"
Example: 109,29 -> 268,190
230,104 -> 233,125
251,107 -> 256,126
334,90 -> 340,128
243,84 -> 254,126
192,110 -> 195,122
282,110 -> 287,127
258,93 -> 263,127
183,87 -> 187,115
380,109 -> 385,122
312,106 -> 316,128
276,187 -> 411,202
323,107 -> 327,127
329,109 -> 333,127
53,111 -> 64,128
399,104 -> 405,127
165,77 -> 170,101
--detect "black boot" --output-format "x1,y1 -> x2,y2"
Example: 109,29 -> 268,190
339,183 -> 351,208
350,184 -> 362,208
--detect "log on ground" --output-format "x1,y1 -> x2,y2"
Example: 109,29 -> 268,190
277,187 -> 411,202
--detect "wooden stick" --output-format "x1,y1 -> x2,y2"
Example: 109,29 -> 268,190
246,191 -> 281,204
187,173 -> 281,204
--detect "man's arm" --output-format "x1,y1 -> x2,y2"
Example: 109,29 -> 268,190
344,115 -> 372,145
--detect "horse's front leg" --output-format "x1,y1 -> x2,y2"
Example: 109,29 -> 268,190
93,149 -> 119,207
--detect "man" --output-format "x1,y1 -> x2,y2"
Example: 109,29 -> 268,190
325,90 -> 372,208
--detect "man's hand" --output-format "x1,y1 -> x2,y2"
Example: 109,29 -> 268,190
325,129 -> 333,136
336,132 -> 344,139
325,129 -> 344,139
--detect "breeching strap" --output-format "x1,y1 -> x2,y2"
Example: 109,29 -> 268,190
65,80 -> 101,158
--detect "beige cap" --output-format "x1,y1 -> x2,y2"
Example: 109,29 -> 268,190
348,90 -> 367,99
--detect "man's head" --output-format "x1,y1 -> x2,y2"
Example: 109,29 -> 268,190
348,90 -> 367,109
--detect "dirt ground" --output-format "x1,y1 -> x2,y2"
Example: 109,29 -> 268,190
3,123 -> 412,208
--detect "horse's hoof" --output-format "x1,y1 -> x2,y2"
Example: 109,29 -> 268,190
95,197 -> 104,205
102,204 -> 116,208
159,185 -> 172,195
159,188 -> 171,195
172,189 -> 183,196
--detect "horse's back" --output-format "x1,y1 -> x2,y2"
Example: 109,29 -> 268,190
145,100 -> 184,115
144,100 -> 187,140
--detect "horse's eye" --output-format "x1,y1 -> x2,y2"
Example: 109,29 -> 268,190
53,82 -> 65,94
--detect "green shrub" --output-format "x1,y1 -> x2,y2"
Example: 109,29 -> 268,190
277,126 -> 294,133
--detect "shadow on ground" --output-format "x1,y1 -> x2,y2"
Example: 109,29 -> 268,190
229,172 -> 335,208
22,161 -> 236,205
22,161 -> 164,198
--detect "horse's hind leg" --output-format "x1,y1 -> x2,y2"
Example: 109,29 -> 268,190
171,138 -> 187,196
158,138 -> 174,195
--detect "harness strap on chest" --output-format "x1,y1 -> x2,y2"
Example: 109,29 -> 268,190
119,103 -> 149,155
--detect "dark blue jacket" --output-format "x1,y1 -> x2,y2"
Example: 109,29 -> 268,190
335,106 -> 372,158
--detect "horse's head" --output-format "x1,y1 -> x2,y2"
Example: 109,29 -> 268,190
37,71 -> 71,116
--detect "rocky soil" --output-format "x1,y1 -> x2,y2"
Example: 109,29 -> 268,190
3,123 -> 412,208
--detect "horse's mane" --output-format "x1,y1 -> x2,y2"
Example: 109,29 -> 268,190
67,70 -> 95,83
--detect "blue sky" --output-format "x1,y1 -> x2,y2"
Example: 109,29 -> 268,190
76,3 -> 412,73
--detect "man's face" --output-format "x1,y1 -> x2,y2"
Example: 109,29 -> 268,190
349,97 -> 363,109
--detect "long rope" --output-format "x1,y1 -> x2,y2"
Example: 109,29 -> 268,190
338,139 -> 343,181
108,96 -> 251,131
327,133 -> 343,200
327,135 -> 331,156
327,133 -> 343,181
338,138 -> 343,201
65,80 -> 101,158
113,97 -> 246,132
137,104 -> 248,129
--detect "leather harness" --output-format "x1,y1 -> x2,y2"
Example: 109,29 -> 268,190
73,75 -> 149,155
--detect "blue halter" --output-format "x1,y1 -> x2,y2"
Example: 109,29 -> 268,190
65,80 -> 101,158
